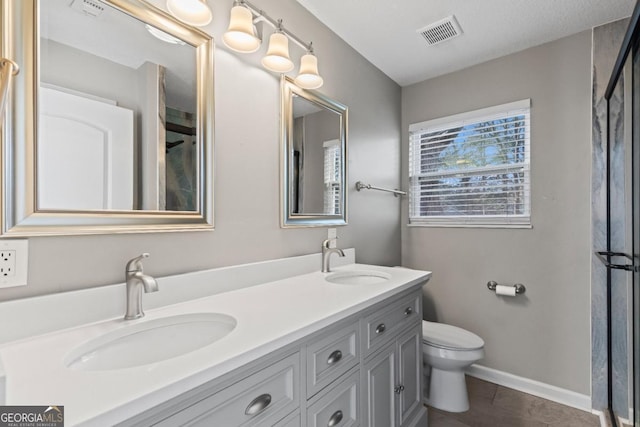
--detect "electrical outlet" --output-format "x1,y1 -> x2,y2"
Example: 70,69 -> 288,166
0,250 -> 16,277
0,240 -> 28,288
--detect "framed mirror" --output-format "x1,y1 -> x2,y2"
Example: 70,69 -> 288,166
280,76 -> 347,227
0,0 -> 214,236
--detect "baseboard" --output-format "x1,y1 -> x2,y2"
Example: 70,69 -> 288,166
591,409 -> 608,427
617,410 -> 633,427
623,407 -> 634,425
588,408 -> 634,427
466,364 -> 592,413
405,406 -> 428,427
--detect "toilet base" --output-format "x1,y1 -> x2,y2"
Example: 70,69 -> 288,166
424,368 -> 469,412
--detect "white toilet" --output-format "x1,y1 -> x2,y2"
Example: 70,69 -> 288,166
422,320 -> 484,412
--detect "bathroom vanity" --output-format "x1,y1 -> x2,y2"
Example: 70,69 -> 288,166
0,0 -> 429,423
0,252 -> 431,426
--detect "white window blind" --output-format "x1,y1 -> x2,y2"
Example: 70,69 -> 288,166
408,99 -> 531,227
323,139 -> 341,215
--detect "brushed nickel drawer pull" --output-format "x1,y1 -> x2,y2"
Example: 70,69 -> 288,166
245,393 -> 272,416
327,349 -> 343,365
328,409 -> 343,426
375,323 -> 386,334
404,307 -> 413,316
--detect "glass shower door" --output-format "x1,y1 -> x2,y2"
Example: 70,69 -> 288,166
606,55 -> 634,427
600,37 -> 639,427
633,39 -> 640,427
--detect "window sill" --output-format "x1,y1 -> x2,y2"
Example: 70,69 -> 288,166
407,221 -> 532,229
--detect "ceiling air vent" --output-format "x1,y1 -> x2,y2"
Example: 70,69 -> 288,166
418,15 -> 463,46
69,0 -> 105,18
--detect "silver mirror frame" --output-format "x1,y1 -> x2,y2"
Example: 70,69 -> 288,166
280,76 -> 348,228
0,0 -> 214,236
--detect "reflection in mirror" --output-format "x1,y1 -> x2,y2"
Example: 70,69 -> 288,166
0,0 -> 214,235
39,0 -> 197,211
281,76 -> 347,227
291,94 -> 341,215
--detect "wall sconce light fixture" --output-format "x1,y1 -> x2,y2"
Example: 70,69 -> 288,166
222,3 -> 261,52
262,24 -> 294,73
166,0 -> 212,27
295,51 -> 323,89
222,0 -> 323,89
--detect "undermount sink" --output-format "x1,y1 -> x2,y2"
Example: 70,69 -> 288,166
325,270 -> 391,285
65,313 -> 237,371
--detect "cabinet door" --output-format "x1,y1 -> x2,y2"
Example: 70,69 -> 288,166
396,326 -> 422,426
363,344 -> 396,427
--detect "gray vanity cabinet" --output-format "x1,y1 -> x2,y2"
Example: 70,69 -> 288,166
396,326 -> 423,425
363,328 -> 422,427
306,320 -> 360,398
306,370 -> 360,426
276,411 -> 302,426
363,326 -> 422,427
362,295 -> 423,427
121,286 -> 425,427
363,343 -> 396,426
152,352 -> 301,427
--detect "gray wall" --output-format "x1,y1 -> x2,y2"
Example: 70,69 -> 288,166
301,109 -> 339,213
401,31 -> 592,394
0,0 -> 402,302
40,39 -> 140,110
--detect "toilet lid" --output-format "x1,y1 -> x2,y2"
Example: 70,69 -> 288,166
422,321 -> 484,350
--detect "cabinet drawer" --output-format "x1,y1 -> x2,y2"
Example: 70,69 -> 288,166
275,411 -> 301,427
307,321 -> 359,398
154,352 -> 300,427
363,292 -> 420,357
307,370 -> 360,427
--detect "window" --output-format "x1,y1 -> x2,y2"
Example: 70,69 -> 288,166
408,99 -> 531,227
323,139 -> 341,215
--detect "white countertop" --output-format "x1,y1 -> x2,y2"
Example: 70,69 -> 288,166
0,263 -> 430,426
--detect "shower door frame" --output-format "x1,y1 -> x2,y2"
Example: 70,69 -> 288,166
603,3 -> 640,426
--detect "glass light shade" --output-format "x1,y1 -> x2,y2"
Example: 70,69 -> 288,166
294,53 -> 323,89
261,32 -> 294,73
166,0 -> 212,27
223,5 -> 261,53
145,24 -> 186,45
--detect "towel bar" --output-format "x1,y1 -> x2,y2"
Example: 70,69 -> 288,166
355,181 -> 406,197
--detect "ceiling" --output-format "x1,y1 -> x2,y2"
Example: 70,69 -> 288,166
295,0 -> 636,87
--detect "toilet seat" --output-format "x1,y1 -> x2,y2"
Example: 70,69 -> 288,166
422,321 -> 484,351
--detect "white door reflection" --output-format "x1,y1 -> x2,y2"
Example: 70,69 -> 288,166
38,86 -> 134,210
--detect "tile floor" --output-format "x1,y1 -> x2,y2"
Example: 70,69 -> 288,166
427,376 -> 602,427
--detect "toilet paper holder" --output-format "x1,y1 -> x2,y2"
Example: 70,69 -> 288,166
487,281 -> 526,295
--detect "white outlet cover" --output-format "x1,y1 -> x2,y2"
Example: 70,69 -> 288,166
0,240 -> 28,288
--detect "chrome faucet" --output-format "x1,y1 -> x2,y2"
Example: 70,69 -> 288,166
322,238 -> 345,273
124,253 -> 158,320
